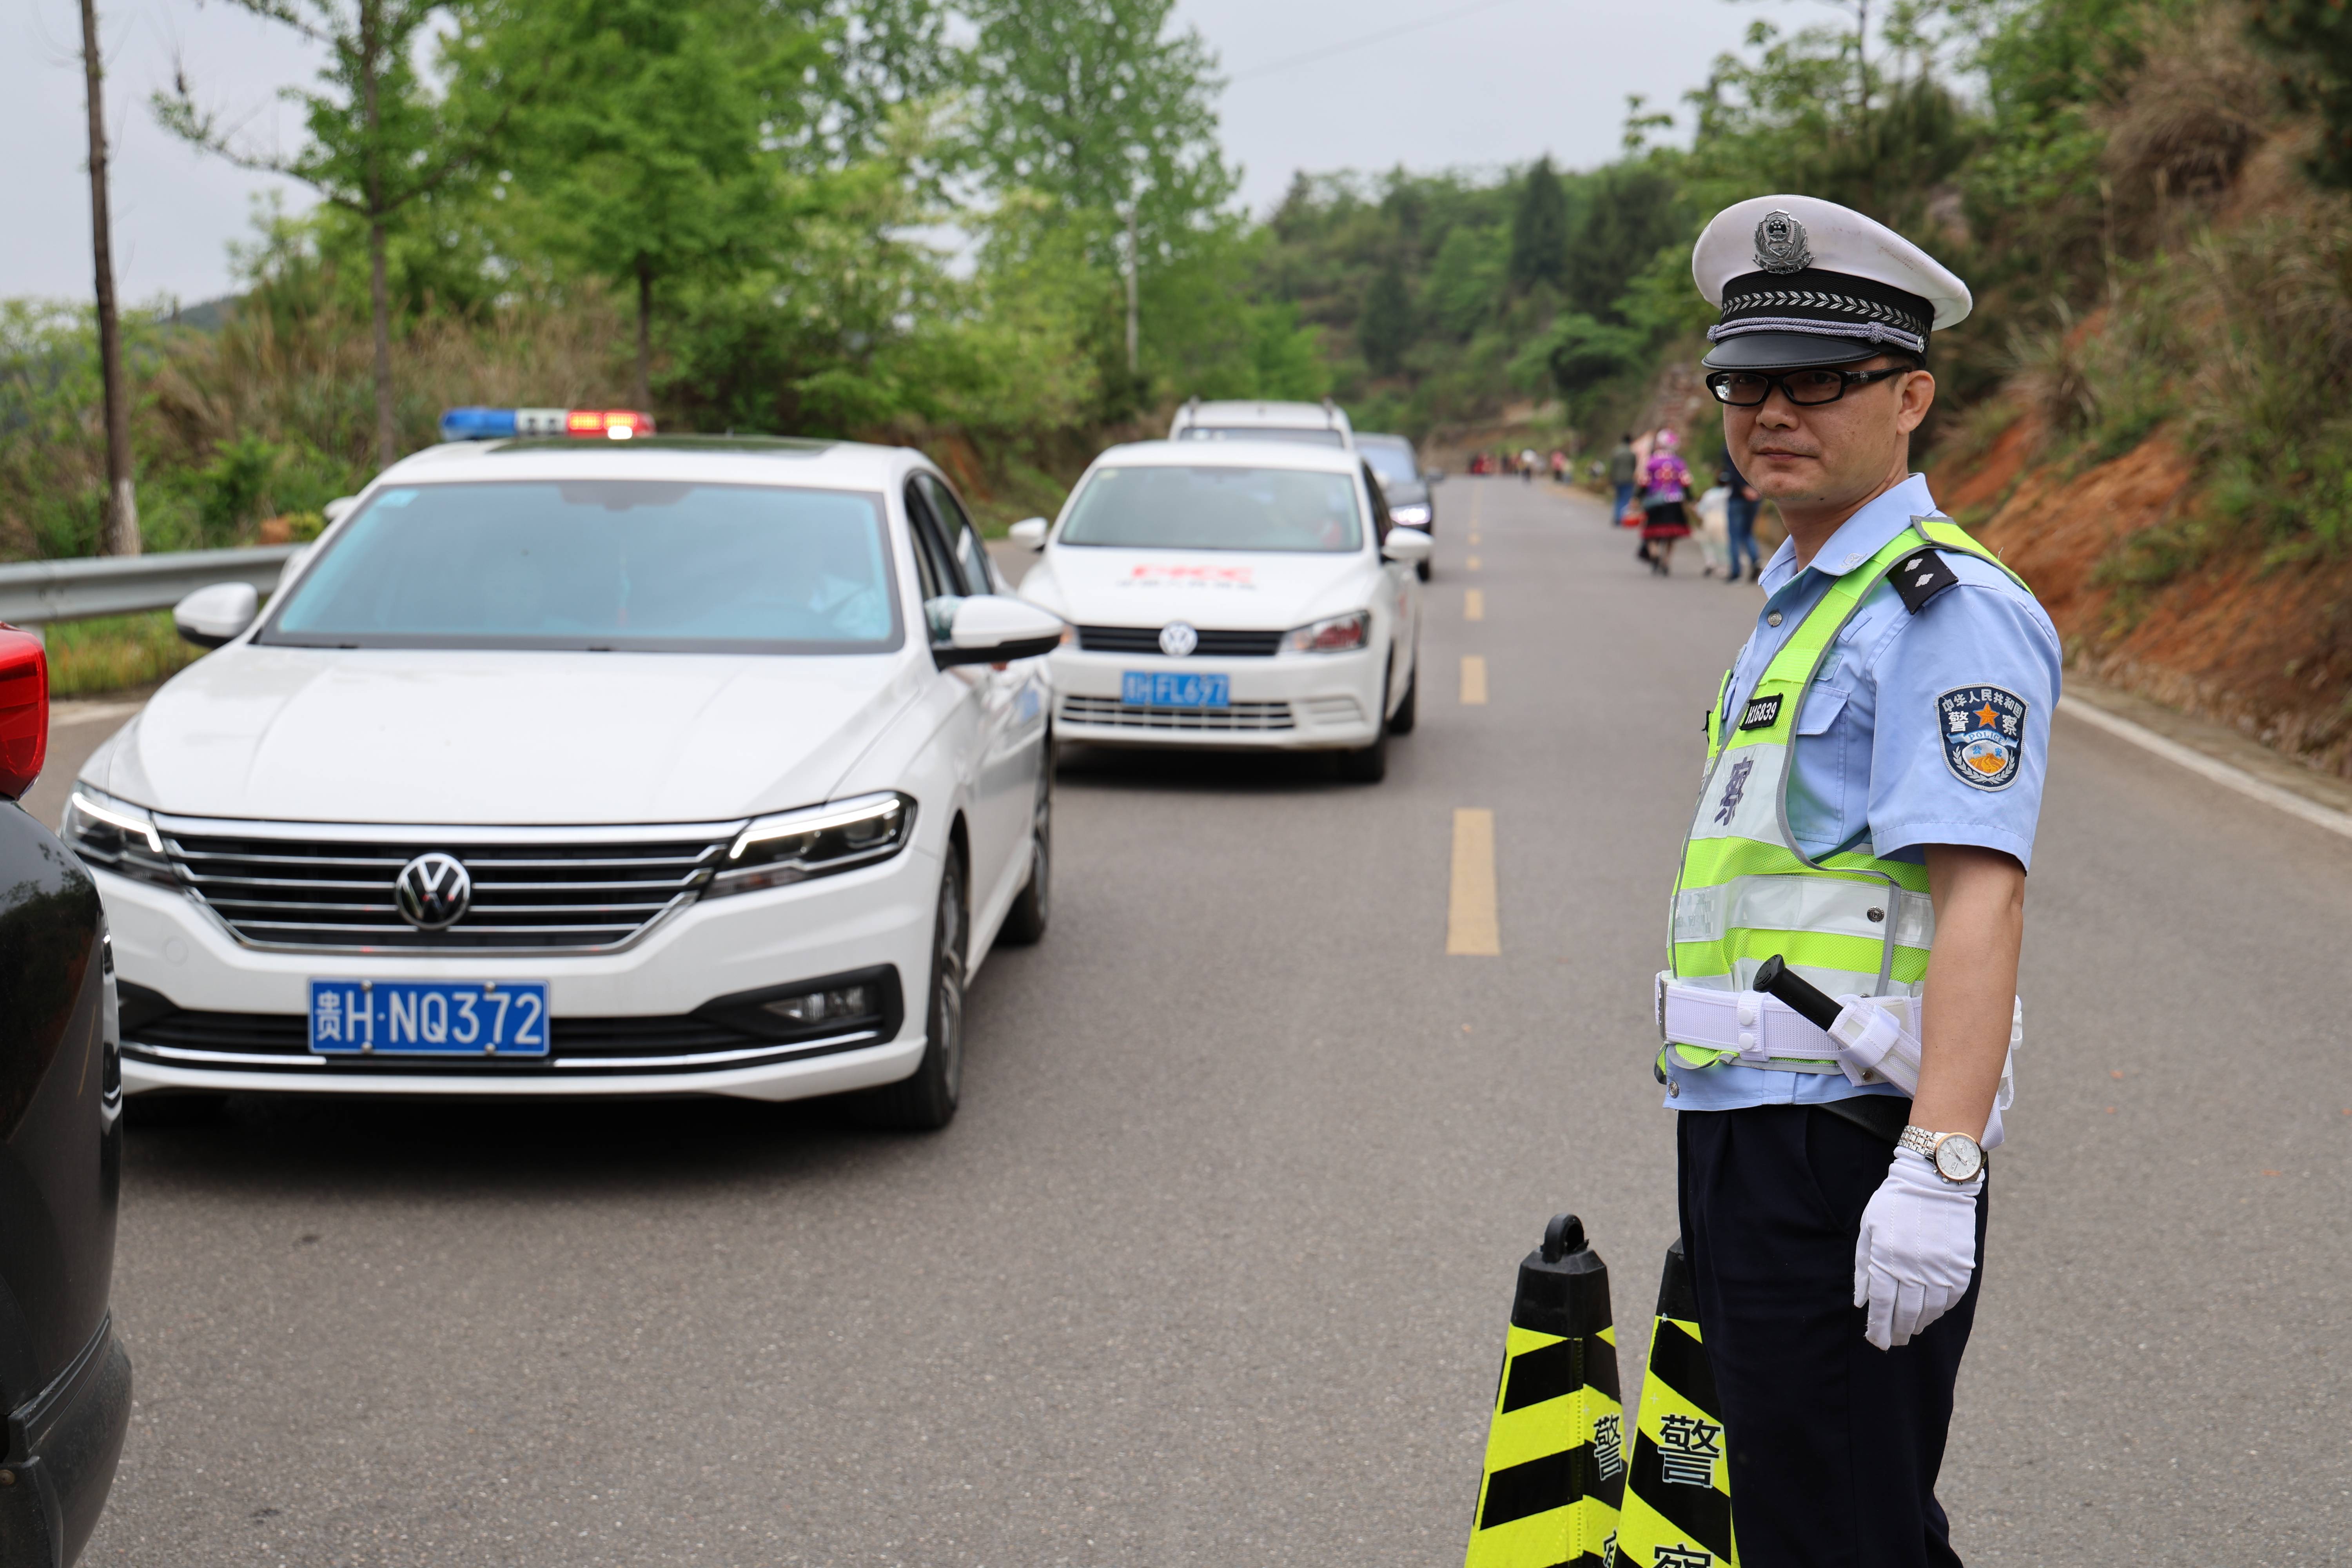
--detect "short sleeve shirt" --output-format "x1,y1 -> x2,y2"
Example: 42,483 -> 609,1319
1665,473 -> 2062,1112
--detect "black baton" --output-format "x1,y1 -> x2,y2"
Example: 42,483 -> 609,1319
1752,954 -> 1842,1032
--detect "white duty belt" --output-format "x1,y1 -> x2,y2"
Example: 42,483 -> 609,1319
1654,972 -> 2020,1142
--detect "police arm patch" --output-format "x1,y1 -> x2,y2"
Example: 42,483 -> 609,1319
1937,685 -> 2028,790
1891,547 -> 1960,613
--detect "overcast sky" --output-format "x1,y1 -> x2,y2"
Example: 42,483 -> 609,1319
7,0 -> 1766,306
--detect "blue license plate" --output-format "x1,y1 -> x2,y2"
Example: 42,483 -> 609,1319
307,979 -> 550,1057
1123,671 -> 1230,708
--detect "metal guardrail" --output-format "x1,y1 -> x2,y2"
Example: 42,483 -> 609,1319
0,545 -> 303,628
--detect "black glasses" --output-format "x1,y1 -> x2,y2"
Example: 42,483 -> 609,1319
1704,365 -> 1909,407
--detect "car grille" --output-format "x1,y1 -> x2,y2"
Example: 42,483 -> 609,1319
1076,625 -> 1284,657
154,817 -> 739,952
1058,695 -> 1295,731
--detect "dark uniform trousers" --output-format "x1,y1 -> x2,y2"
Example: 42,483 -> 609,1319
1677,1104 -> 1989,1568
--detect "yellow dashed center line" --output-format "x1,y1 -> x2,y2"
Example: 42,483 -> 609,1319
1468,531 -> 1482,545
1448,808 -> 1501,956
1466,555 -> 1482,572
1460,655 -> 1488,705
1465,588 -> 1484,621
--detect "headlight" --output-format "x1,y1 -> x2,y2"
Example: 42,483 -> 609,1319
63,786 -> 178,886
703,791 -> 916,898
1389,503 -> 1432,526
1281,610 -> 1371,654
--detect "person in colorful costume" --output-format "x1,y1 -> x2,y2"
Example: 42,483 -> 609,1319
1655,194 -> 2061,1567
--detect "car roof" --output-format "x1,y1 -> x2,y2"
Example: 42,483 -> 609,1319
1357,432 -> 1415,451
370,434 -> 921,492
1174,400 -> 1348,429
1087,438 -> 1364,475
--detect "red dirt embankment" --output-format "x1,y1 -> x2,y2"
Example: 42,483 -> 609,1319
1929,416 -> 2352,780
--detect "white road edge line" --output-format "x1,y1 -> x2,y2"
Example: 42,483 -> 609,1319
2058,696 -> 2352,844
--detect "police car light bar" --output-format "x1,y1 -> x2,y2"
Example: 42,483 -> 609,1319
438,407 -> 656,443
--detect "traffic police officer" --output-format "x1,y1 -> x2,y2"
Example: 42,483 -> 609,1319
1653,195 -> 2060,1566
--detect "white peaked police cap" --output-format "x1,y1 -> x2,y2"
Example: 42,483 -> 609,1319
1691,194 -> 1971,370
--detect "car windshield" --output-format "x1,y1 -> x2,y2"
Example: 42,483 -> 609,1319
1360,440 -> 1419,485
1057,466 -> 1363,553
1174,426 -> 1346,448
261,480 -> 902,653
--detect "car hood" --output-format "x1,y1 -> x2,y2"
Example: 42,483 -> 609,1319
1382,478 -> 1430,507
1020,546 -> 1375,631
84,646 -> 924,825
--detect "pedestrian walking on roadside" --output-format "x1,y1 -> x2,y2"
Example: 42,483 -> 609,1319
1649,193 -> 2059,1568
1720,452 -> 1762,583
1607,432 -> 1639,525
1519,446 -> 1538,483
1639,428 -> 1692,575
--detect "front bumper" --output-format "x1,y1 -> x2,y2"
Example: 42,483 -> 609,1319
0,1316 -> 132,1568
1048,645 -> 1386,750
105,842 -> 940,1102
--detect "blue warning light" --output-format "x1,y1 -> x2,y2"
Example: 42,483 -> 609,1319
438,407 -> 517,442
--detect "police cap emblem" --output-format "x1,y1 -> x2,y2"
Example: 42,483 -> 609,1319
1752,210 -> 1814,275
1936,686 -> 2028,792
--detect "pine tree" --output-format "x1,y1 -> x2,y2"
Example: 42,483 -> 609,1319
1507,154 -> 1568,292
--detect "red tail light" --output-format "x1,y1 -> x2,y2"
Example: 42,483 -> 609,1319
0,629 -> 49,800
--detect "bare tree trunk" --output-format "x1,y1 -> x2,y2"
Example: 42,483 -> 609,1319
634,261 -> 653,412
368,220 -> 395,466
81,0 -> 140,557
1123,205 -> 1139,376
363,0 -> 396,467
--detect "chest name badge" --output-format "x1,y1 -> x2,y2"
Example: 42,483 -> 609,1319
1937,685 -> 2029,791
1737,693 -> 1782,731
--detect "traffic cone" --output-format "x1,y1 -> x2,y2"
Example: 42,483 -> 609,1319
1616,1239 -> 1738,1568
1463,1213 -> 1626,1568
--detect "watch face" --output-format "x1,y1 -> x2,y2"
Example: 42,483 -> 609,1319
1935,1134 -> 1982,1181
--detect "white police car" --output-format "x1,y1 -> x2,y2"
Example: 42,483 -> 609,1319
66,410 -> 1063,1128
1008,439 -> 1428,781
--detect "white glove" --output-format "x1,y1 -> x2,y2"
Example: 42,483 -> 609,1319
1853,1148 -> 1981,1350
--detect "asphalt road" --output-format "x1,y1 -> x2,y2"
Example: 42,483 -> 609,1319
58,477 -> 2352,1566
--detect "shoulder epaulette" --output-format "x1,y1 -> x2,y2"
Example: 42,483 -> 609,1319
1887,545 -> 1960,615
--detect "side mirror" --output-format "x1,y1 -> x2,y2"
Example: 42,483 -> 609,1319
0,630 -> 48,800
933,595 -> 1065,668
323,495 -> 360,524
174,582 -> 260,649
1381,527 -> 1434,566
1008,517 -> 1049,551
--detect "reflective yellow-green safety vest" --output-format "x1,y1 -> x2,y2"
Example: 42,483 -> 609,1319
1664,518 -> 2031,1071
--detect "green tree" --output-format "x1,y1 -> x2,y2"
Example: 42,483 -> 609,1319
156,0 -> 495,465
1359,254 -> 1413,375
452,0 -> 819,410
1561,164 -> 1682,324
964,0 -> 1236,384
1508,154 -> 1569,292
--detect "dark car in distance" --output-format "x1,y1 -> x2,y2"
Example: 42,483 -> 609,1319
0,628 -> 131,1566
1358,433 -> 1439,579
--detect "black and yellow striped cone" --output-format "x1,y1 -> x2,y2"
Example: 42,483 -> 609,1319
1616,1239 -> 1737,1568
1463,1213 -> 1626,1568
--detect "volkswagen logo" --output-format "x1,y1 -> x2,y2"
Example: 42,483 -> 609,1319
1158,622 -> 1199,657
395,852 -> 472,930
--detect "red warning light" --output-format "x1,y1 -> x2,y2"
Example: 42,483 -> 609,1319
564,409 -> 655,440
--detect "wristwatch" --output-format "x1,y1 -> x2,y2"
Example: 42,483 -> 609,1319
1899,1125 -> 1985,1183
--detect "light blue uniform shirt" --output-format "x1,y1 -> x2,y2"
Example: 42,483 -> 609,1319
1666,474 -> 2062,1111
